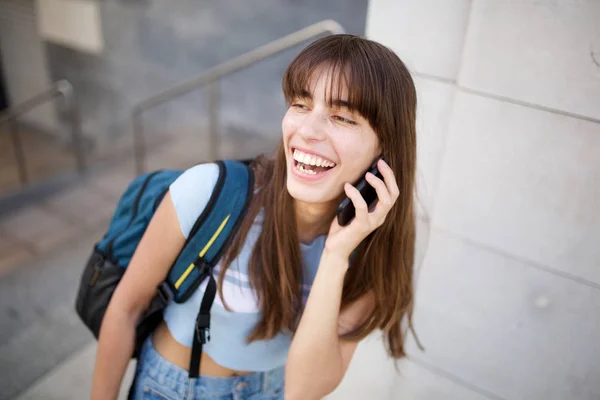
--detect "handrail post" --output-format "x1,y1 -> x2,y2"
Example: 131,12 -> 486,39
58,80 -> 86,174
9,120 -> 28,185
207,82 -> 220,160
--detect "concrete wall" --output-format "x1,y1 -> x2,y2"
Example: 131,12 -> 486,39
358,1 -> 600,399
36,0 -> 104,54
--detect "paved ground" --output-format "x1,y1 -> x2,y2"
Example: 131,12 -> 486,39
1,227 -> 110,400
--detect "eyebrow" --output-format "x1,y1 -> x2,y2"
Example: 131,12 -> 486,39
331,99 -> 350,109
297,89 -> 312,99
296,89 -> 351,110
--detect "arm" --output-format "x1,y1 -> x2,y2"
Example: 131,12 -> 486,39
91,192 -> 185,400
285,250 -> 374,400
285,159 -> 398,400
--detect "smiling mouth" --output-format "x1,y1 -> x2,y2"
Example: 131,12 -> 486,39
292,148 -> 336,175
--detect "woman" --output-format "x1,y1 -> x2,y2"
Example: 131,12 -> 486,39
91,34 -> 417,400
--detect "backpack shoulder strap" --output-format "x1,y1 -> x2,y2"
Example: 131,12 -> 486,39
164,159 -> 253,303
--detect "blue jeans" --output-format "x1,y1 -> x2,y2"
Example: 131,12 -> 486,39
130,336 -> 285,400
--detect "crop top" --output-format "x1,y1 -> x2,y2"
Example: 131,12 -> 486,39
162,163 -> 325,371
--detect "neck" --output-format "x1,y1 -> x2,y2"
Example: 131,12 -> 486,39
294,199 -> 337,244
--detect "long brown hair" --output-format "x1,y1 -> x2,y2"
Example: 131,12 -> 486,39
218,34 -> 418,359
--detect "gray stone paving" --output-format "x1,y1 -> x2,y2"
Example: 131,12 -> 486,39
0,227 -> 101,399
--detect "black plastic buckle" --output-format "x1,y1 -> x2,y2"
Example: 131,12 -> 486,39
195,313 -> 211,344
197,313 -> 210,328
157,282 -> 174,305
196,326 -> 210,344
195,259 -> 211,278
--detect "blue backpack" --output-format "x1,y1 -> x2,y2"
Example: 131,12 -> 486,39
75,159 -> 253,378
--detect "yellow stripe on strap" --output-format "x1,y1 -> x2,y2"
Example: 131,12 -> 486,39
174,214 -> 231,289
199,215 -> 230,258
175,262 -> 196,290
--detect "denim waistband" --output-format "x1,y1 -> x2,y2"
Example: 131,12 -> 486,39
134,336 -> 285,399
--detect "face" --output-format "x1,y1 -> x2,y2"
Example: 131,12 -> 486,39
282,67 -> 381,207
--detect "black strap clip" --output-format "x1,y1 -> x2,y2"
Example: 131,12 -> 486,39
196,326 -> 210,344
196,258 -> 211,278
157,282 -> 174,306
195,313 -> 211,344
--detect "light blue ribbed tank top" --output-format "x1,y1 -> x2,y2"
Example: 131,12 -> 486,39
163,163 -> 325,371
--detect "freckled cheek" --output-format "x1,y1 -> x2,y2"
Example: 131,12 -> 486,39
331,133 -> 374,171
281,119 -> 291,134
328,132 -> 358,159
282,115 -> 301,141
345,129 -> 379,158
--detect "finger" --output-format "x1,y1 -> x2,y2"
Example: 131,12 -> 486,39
365,172 -> 393,210
364,175 -> 392,227
344,183 -> 369,223
378,159 -> 400,199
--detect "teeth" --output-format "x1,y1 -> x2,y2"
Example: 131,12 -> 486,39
292,149 -> 336,168
297,164 -> 316,175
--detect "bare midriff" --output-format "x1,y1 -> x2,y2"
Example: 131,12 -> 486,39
152,321 -> 254,377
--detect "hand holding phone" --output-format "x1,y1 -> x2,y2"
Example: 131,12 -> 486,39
336,157 -> 384,227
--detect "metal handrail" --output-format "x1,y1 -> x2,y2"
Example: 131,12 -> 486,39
132,19 -> 345,173
0,79 -> 86,185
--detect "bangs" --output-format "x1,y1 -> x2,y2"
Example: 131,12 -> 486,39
282,35 -> 382,128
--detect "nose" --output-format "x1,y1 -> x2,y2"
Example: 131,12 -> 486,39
297,109 -> 327,142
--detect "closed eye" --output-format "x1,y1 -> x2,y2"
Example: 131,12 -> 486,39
292,103 -> 309,111
333,115 -> 357,125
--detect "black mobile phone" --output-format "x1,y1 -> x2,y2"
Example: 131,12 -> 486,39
336,157 -> 384,227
